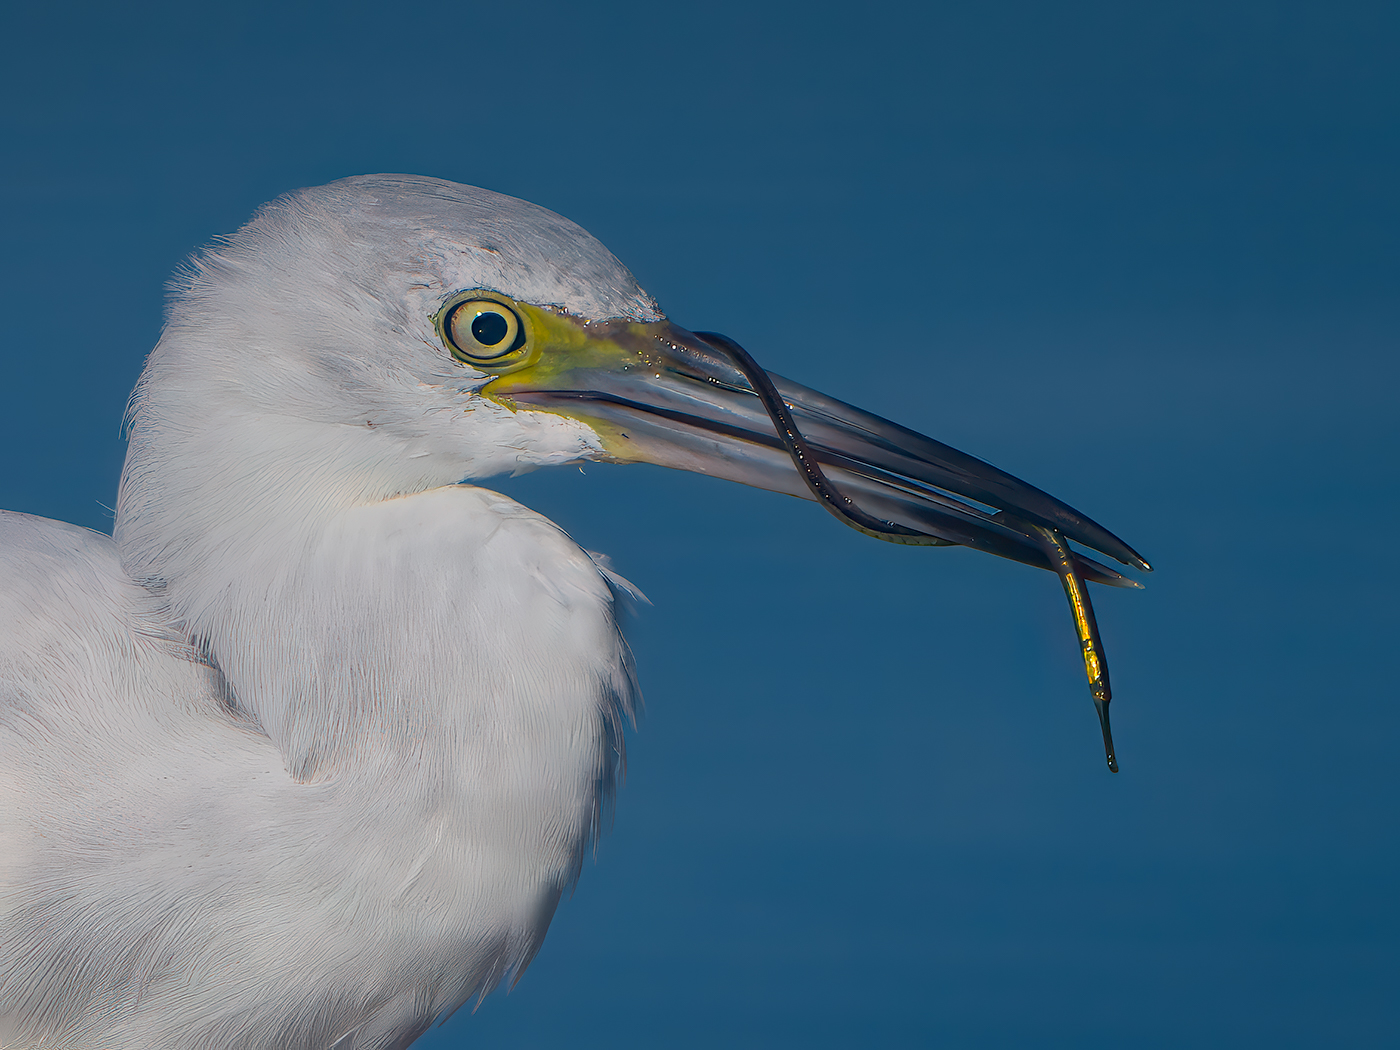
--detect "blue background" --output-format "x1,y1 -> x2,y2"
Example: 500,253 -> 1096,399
2,2 -> 1396,1046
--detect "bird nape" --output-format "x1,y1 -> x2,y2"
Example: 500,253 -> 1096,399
0,175 -> 1148,1049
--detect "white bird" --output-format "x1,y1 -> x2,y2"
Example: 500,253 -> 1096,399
0,175 -> 1148,1048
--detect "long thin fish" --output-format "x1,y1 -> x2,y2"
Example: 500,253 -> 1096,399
695,331 -> 1121,772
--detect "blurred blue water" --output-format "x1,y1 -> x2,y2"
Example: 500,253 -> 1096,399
1,1 -> 1396,1045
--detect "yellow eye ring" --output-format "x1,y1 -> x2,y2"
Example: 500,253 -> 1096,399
435,292 -> 532,370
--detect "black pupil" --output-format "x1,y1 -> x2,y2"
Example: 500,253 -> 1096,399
471,310 -> 509,347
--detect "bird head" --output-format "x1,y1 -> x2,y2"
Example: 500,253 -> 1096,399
113,173 -> 1149,771
118,173 -> 1145,615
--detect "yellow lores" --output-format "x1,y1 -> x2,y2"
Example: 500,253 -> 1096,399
435,290 -> 676,458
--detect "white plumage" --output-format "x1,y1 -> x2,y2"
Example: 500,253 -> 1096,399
0,174 -> 1144,1048
3,177 -> 646,1047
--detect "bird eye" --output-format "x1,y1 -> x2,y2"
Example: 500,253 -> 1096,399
442,297 -> 526,365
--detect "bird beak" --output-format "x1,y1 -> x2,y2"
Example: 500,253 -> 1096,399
483,313 -> 1149,586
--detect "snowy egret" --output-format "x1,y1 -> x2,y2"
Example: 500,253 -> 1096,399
0,175 -> 1147,1048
